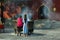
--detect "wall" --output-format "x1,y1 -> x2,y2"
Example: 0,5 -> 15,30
53,0 -> 60,13
32,0 -> 41,20
49,0 -> 60,21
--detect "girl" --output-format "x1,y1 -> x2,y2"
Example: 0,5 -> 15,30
23,14 -> 28,37
17,16 -> 23,36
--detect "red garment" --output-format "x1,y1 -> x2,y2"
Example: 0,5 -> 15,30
17,17 -> 23,27
0,24 -> 4,29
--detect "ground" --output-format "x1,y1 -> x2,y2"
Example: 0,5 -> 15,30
0,19 -> 60,40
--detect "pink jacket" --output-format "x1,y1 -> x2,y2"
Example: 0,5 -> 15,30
17,18 -> 23,27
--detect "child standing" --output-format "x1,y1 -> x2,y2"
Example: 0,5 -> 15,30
17,16 -> 23,36
23,14 -> 28,37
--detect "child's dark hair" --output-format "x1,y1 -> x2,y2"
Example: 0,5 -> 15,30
19,16 -> 22,18
24,14 -> 27,23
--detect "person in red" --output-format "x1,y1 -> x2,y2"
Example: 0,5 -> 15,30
17,16 -> 23,36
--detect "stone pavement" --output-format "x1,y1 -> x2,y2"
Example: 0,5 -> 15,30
0,19 -> 60,40
0,28 -> 60,40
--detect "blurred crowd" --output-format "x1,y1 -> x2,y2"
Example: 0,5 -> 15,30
0,1 -> 32,19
